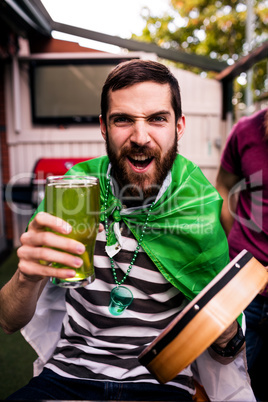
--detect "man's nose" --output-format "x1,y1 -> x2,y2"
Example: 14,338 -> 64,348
130,121 -> 150,146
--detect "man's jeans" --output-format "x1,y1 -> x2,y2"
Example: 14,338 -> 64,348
244,294 -> 268,369
7,368 -> 193,401
244,294 -> 268,401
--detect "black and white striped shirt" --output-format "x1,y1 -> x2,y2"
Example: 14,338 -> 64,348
45,224 -> 195,395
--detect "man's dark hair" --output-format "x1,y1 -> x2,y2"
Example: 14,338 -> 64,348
100,59 -> 182,125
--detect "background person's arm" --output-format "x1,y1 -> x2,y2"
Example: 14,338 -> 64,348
215,166 -> 240,236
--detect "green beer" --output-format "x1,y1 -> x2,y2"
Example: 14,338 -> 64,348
45,175 -> 100,288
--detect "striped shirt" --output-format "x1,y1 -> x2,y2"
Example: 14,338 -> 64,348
45,224 -> 195,395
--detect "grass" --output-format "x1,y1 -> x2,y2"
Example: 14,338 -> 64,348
0,250 -> 37,400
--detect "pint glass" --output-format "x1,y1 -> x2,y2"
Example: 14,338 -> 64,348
45,175 -> 100,288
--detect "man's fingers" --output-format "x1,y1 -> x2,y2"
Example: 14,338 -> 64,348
17,211 -> 90,282
20,231 -> 85,255
29,212 -> 72,235
18,259 -> 76,282
17,245 -> 83,269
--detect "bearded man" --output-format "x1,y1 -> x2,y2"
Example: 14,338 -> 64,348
0,60 -> 254,401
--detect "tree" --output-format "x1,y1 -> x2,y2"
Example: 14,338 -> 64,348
133,0 -> 268,109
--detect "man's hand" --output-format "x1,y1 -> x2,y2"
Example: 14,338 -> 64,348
17,212 -> 104,283
214,320 -> 238,349
208,321 -> 245,364
0,212 -> 103,334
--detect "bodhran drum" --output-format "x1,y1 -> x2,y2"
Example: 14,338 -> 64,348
138,249 -> 268,384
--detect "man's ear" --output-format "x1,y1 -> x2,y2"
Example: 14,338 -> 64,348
99,115 -> 107,141
177,115 -> 185,141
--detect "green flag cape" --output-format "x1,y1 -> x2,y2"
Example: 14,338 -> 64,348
34,154 -> 230,302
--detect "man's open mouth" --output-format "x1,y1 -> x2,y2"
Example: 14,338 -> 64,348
127,155 -> 154,170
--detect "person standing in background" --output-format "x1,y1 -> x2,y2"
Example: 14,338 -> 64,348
216,108 -> 268,401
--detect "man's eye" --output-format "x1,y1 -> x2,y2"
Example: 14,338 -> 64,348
113,117 -> 131,125
151,116 -> 166,122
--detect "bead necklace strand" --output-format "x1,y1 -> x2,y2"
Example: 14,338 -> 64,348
104,174 -> 154,286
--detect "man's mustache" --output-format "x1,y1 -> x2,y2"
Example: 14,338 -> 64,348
120,145 -> 159,159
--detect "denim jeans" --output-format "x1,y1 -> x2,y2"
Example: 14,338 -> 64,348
244,294 -> 268,401
244,294 -> 268,369
7,368 -> 193,401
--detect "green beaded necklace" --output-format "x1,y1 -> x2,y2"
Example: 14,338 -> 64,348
104,174 -> 154,311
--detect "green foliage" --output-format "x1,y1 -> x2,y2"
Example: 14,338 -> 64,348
137,0 -> 267,59
133,0 -> 268,106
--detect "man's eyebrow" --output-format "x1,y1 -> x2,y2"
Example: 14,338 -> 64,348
108,110 -> 171,121
149,110 -> 171,118
108,112 -> 129,121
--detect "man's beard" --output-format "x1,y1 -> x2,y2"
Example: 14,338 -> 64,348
106,132 -> 178,205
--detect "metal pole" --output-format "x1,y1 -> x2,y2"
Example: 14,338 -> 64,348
245,0 -> 254,114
